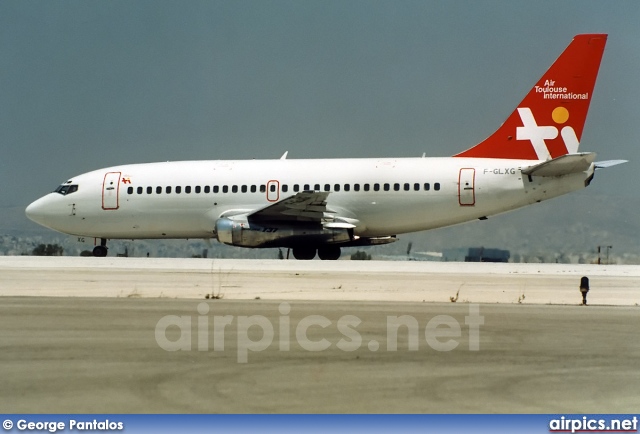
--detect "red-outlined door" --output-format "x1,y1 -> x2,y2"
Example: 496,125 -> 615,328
266,180 -> 280,202
102,172 -> 121,210
458,168 -> 475,206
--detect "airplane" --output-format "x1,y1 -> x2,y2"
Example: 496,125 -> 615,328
26,34 -> 626,259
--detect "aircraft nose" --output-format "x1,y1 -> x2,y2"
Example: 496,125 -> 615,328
26,199 -> 42,222
25,196 -> 51,226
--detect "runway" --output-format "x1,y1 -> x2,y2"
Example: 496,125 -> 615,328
2,256 -> 640,305
1,257 -> 639,413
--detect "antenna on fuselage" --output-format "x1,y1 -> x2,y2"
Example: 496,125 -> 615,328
280,151 -> 289,160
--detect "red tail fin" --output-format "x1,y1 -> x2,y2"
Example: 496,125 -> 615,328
455,34 -> 607,160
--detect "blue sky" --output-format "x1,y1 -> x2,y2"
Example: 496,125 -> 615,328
2,0 -> 639,207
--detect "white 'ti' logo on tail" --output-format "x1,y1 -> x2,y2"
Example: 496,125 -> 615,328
516,107 -> 579,160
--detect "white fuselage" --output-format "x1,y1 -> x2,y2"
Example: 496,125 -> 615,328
25,156 -> 592,240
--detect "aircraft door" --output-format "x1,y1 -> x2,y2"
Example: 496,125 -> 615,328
266,180 -> 280,202
458,168 -> 475,206
102,172 -> 121,210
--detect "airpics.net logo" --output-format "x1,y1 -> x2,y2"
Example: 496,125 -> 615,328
549,416 -> 638,433
154,303 -> 484,363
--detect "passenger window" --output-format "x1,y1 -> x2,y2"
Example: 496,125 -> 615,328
364,184 -> 370,191
213,186 -> 219,193
334,184 -> 340,192
414,183 -> 420,191
354,184 -> 360,192
127,187 -> 133,195
344,184 -> 350,192
435,183 -> 441,191
166,186 -> 172,194
176,186 -> 181,194
270,184 -> 276,193
204,186 -> 210,193
147,186 -> 152,194
137,187 -> 143,194
156,186 -> 162,194
314,184 -> 320,191
222,185 -> 228,193
260,185 -> 266,193
241,185 -> 247,193
185,186 -> 191,194
195,186 -> 201,193
282,184 -> 288,193
293,184 -> 300,192
250,185 -> 256,193
303,184 -> 310,191
324,184 -> 330,192
393,183 -> 400,191
232,185 -> 238,193
374,183 -> 380,191
383,183 -> 390,191
424,183 -> 430,191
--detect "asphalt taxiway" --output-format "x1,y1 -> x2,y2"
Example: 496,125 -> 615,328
0,257 -> 639,413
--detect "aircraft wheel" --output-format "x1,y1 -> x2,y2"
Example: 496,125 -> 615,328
92,245 -> 108,257
292,247 -> 316,260
318,246 -> 341,260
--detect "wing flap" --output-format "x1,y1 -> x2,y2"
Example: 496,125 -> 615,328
281,209 -> 325,219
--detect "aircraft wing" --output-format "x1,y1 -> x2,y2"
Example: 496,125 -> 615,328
521,152 -> 596,177
248,191 -> 335,223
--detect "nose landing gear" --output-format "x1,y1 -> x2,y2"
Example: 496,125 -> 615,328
92,239 -> 108,257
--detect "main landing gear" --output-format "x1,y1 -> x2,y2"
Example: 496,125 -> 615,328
92,238 -> 108,257
292,246 -> 341,260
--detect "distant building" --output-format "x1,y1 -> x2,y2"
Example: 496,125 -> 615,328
465,247 -> 510,262
443,247 -> 510,263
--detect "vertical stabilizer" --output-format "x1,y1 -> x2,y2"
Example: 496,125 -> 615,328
455,34 -> 607,160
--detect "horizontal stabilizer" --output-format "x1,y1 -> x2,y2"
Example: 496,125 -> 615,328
521,153 -> 596,177
595,159 -> 628,169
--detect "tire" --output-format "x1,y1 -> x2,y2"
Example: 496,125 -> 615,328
318,246 -> 341,260
292,247 -> 316,260
92,245 -> 108,257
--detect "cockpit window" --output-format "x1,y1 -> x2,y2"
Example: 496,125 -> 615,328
54,184 -> 79,195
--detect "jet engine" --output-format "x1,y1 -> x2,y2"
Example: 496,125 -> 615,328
214,217 -> 353,248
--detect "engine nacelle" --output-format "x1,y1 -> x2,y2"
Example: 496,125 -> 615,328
214,218 -> 352,248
